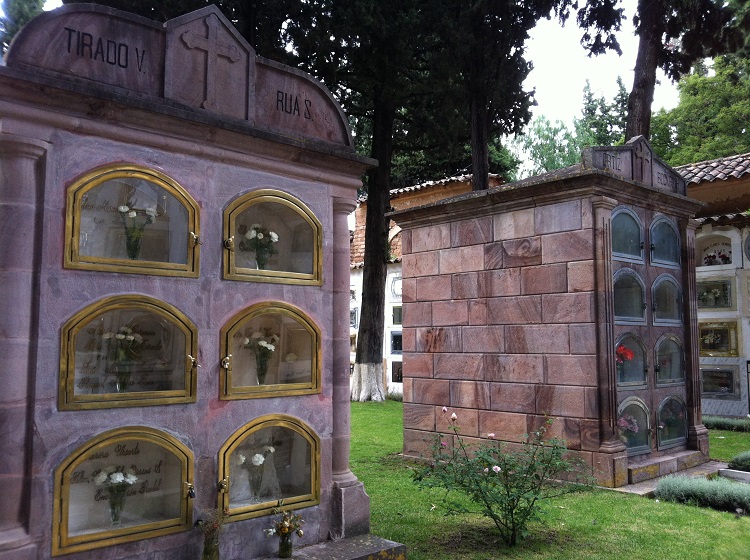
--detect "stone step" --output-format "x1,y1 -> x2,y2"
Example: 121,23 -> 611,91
260,534 -> 406,560
627,450 -> 708,484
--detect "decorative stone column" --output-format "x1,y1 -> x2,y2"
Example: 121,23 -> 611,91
592,195 -> 628,487
0,134 -> 48,558
330,197 -> 370,538
681,217 -> 709,454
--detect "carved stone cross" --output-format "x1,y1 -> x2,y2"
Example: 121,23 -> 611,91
181,13 -> 241,110
633,141 -> 652,183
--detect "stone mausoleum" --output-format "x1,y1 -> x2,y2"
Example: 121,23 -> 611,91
0,4 -> 389,559
393,138 -> 710,487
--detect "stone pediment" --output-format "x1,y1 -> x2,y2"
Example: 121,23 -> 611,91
4,4 -> 352,148
582,136 -> 686,195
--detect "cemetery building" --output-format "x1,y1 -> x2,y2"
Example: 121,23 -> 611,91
0,4 -> 405,559
677,153 -> 750,417
393,138 -> 709,488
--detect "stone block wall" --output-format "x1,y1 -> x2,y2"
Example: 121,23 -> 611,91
401,198 -> 601,469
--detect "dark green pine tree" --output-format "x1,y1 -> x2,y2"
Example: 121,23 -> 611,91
1,0 -> 44,53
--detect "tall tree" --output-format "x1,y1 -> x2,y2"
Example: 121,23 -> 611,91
1,0 -> 43,53
651,54 -> 750,166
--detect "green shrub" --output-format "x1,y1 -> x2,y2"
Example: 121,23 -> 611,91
704,415 -> 750,432
655,475 -> 750,513
386,390 -> 403,402
413,410 -> 592,547
728,451 -> 750,472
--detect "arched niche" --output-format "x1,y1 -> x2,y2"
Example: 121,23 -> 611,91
614,269 -> 646,324
223,189 -> 322,285
59,295 -> 198,409
657,396 -> 688,448
617,397 -> 650,456
64,164 -> 201,277
220,302 -> 321,399
615,334 -> 647,385
52,427 -> 193,556
697,231 -> 736,268
649,216 -> 680,267
655,334 -> 684,384
611,207 -> 643,262
652,274 -> 682,325
218,415 -> 320,521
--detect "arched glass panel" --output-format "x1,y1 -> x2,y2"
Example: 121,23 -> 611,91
617,399 -> 650,455
59,295 -> 198,409
65,164 -> 200,277
223,189 -> 322,285
614,271 -> 645,321
220,302 -> 321,399
52,427 -> 193,556
651,219 -> 680,265
616,335 -> 646,385
699,234 -> 733,266
612,210 -> 642,259
656,336 -> 684,383
653,276 -> 681,323
657,397 -> 688,448
219,415 -> 320,521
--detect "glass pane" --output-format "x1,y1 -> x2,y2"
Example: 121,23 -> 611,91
616,337 -> 646,384
656,338 -> 683,382
617,404 -> 649,450
612,212 -> 641,257
235,202 -> 313,273
697,281 -> 731,308
658,398 -> 687,444
79,177 -> 189,264
230,313 -> 313,387
393,306 -> 403,325
614,274 -> 644,319
702,369 -> 737,396
652,221 -> 680,264
654,280 -> 680,321
74,308 -> 186,395
229,426 -> 311,507
67,439 -> 183,535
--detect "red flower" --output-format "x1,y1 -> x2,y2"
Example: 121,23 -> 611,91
616,345 -> 634,363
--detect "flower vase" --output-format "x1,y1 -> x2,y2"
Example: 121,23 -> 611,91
278,533 -> 293,558
108,484 -> 128,526
615,362 -> 623,381
256,353 -> 269,385
115,362 -> 131,393
255,249 -> 268,270
248,467 -> 262,500
125,233 -> 142,260
202,535 -> 219,560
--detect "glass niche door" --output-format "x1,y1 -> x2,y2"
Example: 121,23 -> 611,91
615,332 -> 688,455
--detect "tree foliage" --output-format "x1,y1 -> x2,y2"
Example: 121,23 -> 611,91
1,0 -> 44,53
651,55 -> 750,166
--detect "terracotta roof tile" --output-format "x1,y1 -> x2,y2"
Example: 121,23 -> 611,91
675,152 -> 750,184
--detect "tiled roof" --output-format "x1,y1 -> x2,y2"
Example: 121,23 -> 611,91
390,173 -> 502,197
675,152 -> 750,184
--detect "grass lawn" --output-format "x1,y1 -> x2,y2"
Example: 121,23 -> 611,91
350,401 -> 750,560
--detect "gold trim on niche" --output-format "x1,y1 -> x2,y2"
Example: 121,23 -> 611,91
223,189 -> 323,285
59,295 -> 198,410
64,163 -> 200,277
219,301 -> 322,399
52,426 -> 194,556
698,321 -> 739,357
218,414 -> 321,522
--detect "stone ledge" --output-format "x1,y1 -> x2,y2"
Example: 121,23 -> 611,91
261,534 -> 406,560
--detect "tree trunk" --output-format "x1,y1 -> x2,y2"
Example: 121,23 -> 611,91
351,93 -> 394,402
625,0 -> 664,141
469,91 -> 490,191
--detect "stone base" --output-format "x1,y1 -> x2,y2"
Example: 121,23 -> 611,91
0,528 -> 36,560
261,534 -> 406,560
628,450 -> 708,484
330,476 -> 371,539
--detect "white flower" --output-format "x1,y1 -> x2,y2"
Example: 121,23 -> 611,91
118,205 -> 129,213
243,338 -> 250,345
94,471 -> 109,485
246,229 -> 257,239
132,333 -> 143,344
145,207 -> 157,218
264,528 -> 276,537
251,453 -> 265,466
269,232 -> 279,242
110,472 -> 125,484
487,433 -> 495,439
256,232 -> 264,239
263,446 -> 275,454
124,473 -> 138,485
450,412 -> 457,421
442,406 -> 448,413
128,210 -> 137,218
492,465 -> 501,473
102,332 -> 113,340
483,468 -> 489,473
237,453 -> 246,464
116,333 -> 125,340
125,335 -> 134,341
